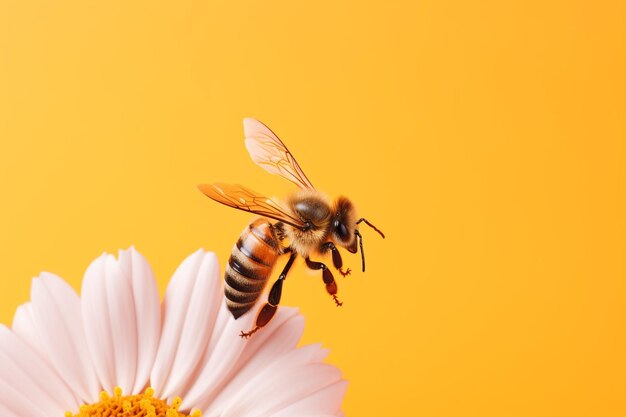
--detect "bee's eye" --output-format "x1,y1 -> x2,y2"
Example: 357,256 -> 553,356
334,220 -> 349,241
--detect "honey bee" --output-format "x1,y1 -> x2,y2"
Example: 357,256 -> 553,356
198,118 -> 384,338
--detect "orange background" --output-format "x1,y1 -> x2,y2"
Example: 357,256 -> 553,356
1,1 -> 625,416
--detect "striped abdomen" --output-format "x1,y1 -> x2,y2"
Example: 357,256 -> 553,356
225,218 -> 281,319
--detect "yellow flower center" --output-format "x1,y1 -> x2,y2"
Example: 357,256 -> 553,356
65,387 -> 201,417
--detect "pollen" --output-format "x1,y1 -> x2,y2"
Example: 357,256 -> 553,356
65,387 -> 201,417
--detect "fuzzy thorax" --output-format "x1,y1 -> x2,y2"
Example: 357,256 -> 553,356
284,190 -> 332,257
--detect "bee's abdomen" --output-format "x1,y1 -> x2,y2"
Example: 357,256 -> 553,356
225,218 -> 280,319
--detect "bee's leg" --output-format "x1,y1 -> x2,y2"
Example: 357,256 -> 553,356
305,257 -> 343,306
321,242 -> 351,277
240,251 -> 297,339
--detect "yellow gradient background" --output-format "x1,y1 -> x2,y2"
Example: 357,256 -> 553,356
1,1 -> 625,416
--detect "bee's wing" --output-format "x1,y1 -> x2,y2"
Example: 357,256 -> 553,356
198,183 -> 307,230
243,118 -> 316,190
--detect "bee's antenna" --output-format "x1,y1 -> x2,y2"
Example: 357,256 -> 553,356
355,218 -> 384,273
355,230 -> 366,272
356,218 -> 385,239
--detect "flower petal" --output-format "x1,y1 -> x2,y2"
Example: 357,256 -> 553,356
193,308 -> 304,412
216,343 -> 343,417
30,272 -> 100,402
235,306 -> 302,369
160,251 -> 222,398
271,380 -> 348,417
105,253 -> 139,394
0,325 -> 78,415
82,254 -> 116,392
277,415 -> 341,417
0,378 -> 50,417
118,247 -> 161,394
0,402 -> 20,417
11,303 -> 46,359
282,415 -> 340,417
150,249 -> 203,392
181,299 -> 256,410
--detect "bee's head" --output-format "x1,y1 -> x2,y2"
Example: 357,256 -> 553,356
332,197 -> 358,253
332,196 -> 385,272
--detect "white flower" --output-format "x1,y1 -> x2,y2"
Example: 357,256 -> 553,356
3,247 -> 346,417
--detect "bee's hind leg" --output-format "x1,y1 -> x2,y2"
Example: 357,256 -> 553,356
240,251 -> 297,339
321,242 -> 351,277
305,257 -> 343,306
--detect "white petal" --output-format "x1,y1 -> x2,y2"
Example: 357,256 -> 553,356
0,402 -> 20,417
30,273 -> 100,402
150,249 -> 206,395
281,415 -> 339,417
251,364 -> 343,416
181,299 -> 256,410
276,415 -> 339,417
0,325 -> 78,415
271,380 -> 348,417
11,303 -> 46,359
217,344 -> 342,417
118,247 -> 161,394
105,253 -> 139,394
82,254 -> 116,392
0,377 -> 51,417
235,307 -> 302,368
196,309 -> 303,413
160,251 -> 222,398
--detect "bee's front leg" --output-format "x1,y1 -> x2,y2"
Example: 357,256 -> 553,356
305,257 -> 343,306
320,242 -> 351,277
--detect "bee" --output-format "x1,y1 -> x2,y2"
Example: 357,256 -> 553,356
198,118 -> 384,338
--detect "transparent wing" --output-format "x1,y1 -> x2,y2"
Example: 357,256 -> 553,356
198,183 -> 307,229
243,118 -> 316,190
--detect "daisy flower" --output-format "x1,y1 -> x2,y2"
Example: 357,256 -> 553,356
2,247 -> 346,416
